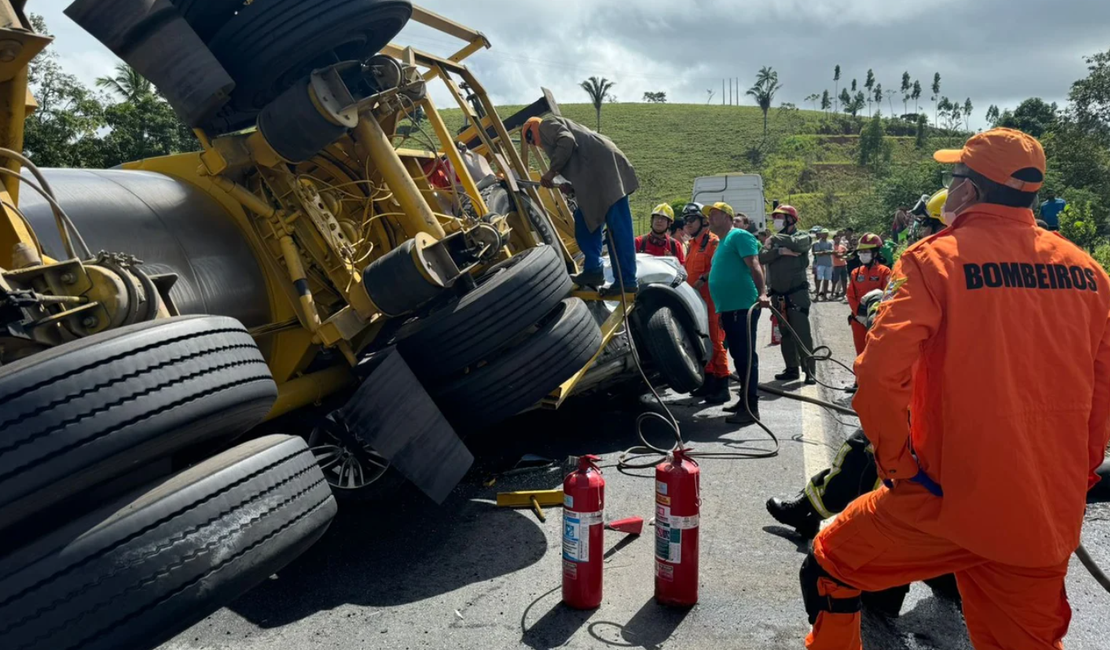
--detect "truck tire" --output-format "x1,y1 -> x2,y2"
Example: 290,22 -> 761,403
398,245 -> 572,383
207,0 -> 413,132
484,185 -> 557,247
171,0 -> 244,41
0,315 -> 277,532
640,306 -> 705,394
0,435 -> 335,650
433,298 -> 602,432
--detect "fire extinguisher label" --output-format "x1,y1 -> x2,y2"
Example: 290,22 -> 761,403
654,505 -> 682,563
656,481 -> 668,496
563,510 -> 602,562
656,561 -> 674,581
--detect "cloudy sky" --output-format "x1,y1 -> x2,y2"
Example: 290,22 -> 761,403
32,0 -> 1110,129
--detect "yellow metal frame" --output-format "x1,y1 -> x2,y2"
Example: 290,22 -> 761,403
1,3 -> 586,422
540,299 -> 631,409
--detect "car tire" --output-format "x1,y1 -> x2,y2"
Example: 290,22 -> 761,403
307,411 -> 407,502
397,245 -> 572,383
640,306 -> 705,394
0,434 -> 336,650
206,0 -> 413,132
433,298 -> 602,432
484,185 -> 557,247
0,315 -> 277,532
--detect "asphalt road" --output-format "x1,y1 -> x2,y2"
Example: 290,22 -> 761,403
162,299 -> 1110,650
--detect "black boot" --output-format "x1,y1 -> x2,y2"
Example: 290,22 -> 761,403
844,383 -> 858,394
571,269 -> 605,289
861,585 -> 910,618
804,373 -> 817,386
689,375 -> 715,398
705,376 -> 731,404
765,493 -> 821,538
775,367 -> 801,382
599,284 -> 637,299
727,406 -> 760,426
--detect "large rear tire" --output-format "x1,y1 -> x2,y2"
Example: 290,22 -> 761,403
0,315 -> 277,532
0,435 -> 336,650
432,298 -> 602,432
397,245 -> 571,383
206,0 -> 413,132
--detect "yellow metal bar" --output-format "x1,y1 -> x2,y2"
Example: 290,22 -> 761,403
496,489 -> 564,508
209,174 -> 278,219
265,364 -> 355,421
0,64 -> 26,202
542,300 -> 628,409
279,234 -> 322,332
419,94 -> 487,217
354,113 -> 445,240
449,36 -> 489,63
410,6 -> 488,46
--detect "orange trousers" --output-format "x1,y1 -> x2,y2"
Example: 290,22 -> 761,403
702,290 -> 729,378
850,320 -> 868,356
807,485 -> 1071,650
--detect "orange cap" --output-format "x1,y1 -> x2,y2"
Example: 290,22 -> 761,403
523,117 -> 543,146
933,128 -> 1046,193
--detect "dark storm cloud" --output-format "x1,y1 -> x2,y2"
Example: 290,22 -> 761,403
406,0 -> 1110,125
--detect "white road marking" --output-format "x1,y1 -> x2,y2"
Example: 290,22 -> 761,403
800,383 -> 833,479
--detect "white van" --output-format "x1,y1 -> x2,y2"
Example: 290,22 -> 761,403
691,174 -> 767,230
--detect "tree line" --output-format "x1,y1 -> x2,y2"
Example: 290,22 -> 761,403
22,14 -> 197,170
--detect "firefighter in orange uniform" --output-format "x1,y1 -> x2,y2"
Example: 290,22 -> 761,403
681,202 -> 730,403
801,128 -> 1110,649
845,233 -> 892,355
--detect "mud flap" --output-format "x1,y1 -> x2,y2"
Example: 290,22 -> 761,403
342,347 -> 473,504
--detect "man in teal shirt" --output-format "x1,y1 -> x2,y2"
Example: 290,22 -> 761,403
706,202 -> 769,425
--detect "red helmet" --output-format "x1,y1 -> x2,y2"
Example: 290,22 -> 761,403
772,205 -> 799,223
857,233 -> 883,250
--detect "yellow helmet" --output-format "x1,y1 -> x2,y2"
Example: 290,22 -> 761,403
651,203 -> 675,223
913,189 -> 949,225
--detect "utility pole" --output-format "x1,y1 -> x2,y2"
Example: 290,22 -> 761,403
728,78 -> 732,106
721,79 -> 725,105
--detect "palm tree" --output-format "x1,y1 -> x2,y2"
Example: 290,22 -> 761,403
747,66 -> 783,135
864,69 -> 875,116
932,73 -> 942,127
821,90 -> 831,114
900,72 -> 911,115
96,63 -> 153,103
580,76 -> 615,132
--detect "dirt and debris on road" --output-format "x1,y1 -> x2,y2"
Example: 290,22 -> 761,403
162,300 -> 1110,650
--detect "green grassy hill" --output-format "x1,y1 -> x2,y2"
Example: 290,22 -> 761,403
438,103 -> 951,235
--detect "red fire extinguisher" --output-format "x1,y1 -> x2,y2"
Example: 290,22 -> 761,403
562,454 -> 605,609
655,447 -> 700,607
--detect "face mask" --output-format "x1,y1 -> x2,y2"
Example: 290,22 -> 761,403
774,219 -> 786,231
859,252 -> 873,265
942,180 -> 978,225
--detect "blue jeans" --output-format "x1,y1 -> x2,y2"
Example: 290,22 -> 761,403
574,196 -> 637,288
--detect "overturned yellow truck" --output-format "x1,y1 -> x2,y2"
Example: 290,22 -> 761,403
0,2 -> 710,647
